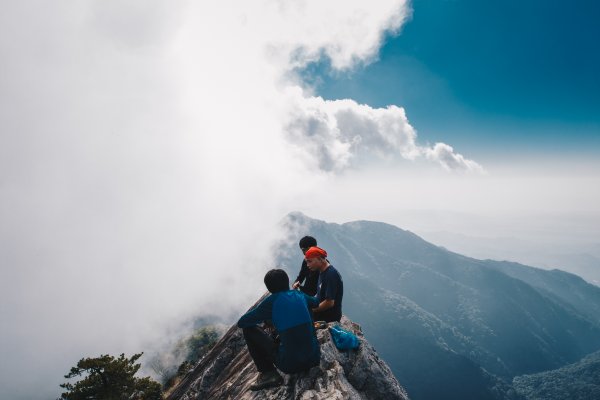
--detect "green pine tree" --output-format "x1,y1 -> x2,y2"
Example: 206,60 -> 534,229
59,353 -> 162,400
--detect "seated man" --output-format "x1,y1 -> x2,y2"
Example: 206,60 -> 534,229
305,246 -> 344,322
238,269 -> 321,390
292,235 -> 320,296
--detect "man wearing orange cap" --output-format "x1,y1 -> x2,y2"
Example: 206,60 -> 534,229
304,246 -> 344,322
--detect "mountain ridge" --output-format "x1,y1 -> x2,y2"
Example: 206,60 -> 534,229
513,350 -> 600,400
276,212 -> 600,399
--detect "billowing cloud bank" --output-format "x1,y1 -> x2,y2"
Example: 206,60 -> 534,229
0,1 -> 481,398
284,90 -> 484,172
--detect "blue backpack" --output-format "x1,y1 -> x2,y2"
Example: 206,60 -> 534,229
329,325 -> 360,350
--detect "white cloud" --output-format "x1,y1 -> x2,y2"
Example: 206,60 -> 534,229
283,89 -> 484,173
425,142 -> 486,173
248,0 -> 411,70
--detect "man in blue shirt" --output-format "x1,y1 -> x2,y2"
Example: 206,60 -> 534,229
305,246 -> 344,322
238,269 -> 320,390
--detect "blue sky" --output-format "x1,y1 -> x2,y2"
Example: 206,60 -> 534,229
303,0 -> 600,161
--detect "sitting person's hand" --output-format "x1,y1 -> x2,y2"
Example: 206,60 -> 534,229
263,320 -> 275,334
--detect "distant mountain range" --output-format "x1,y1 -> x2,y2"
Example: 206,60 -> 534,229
276,213 -> 600,400
418,230 -> 600,286
513,350 -> 600,400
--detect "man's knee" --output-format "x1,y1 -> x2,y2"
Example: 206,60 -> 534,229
242,326 -> 261,340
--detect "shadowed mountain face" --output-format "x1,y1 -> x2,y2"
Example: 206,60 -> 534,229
276,213 -> 600,400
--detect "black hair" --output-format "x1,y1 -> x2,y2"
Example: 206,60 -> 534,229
299,236 -> 317,249
264,269 -> 289,293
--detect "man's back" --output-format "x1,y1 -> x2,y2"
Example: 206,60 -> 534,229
272,291 -> 320,372
238,290 -> 320,373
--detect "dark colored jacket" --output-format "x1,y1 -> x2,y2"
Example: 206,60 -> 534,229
237,290 -> 320,373
295,260 -> 319,296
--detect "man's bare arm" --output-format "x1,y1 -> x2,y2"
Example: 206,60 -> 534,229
313,299 -> 335,313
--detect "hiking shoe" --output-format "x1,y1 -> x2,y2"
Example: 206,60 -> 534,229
249,370 -> 283,391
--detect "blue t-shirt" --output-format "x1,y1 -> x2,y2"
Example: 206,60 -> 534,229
314,265 -> 343,322
237,290 -> 320,373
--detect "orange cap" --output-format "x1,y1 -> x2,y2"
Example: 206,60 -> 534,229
305,246 -> 327,259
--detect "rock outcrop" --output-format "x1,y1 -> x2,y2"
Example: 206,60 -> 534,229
166,311 -> 409,400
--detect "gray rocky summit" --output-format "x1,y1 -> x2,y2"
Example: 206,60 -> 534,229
166,311 -> 409,400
